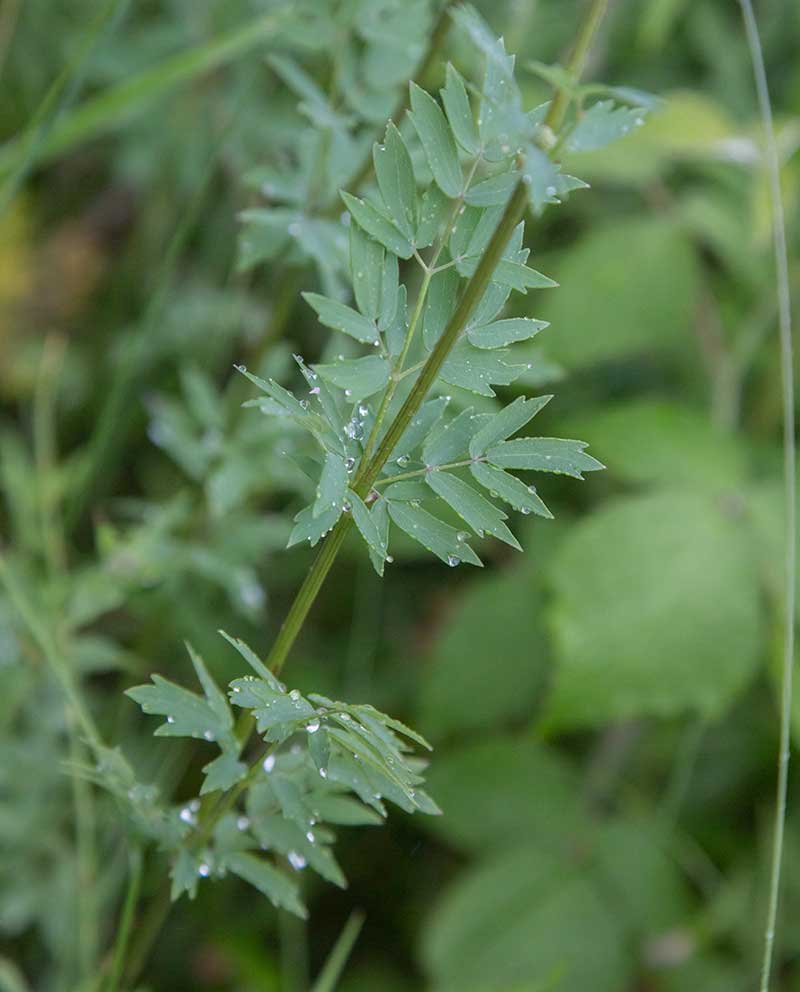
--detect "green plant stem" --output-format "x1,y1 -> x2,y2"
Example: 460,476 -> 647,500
738,3 -> 796,990
310,911 -> 365,992
103,848 -> 142,992
544,0 -> 608,133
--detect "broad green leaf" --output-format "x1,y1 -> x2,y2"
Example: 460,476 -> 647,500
349,223 -> 383,322
464,172 -> 518,206
388,501 -> 482,567
340,191 -> 413,259
567,100 -> 646,152
423,407 -> 482,467
467,317 -> 548,349
440,342 -> 524,397
225,852 -> 307,918
349,490 -> 388,561
421,846 -> 631,992
544,490 -> 762,729
470,396 -> 553,456
560,399 -> 747,487
313,356 -> 391,404
314,453 -> 348,518
537,217 -> 698,366
373,121 -> 417,239
486,437 -> 604,478
441,64 -> 479,155
426,472 -> 521,550
303,292 -> 379,345
470,462 -> 553,518
408,82 -> 463,198
419,570 -> 550,738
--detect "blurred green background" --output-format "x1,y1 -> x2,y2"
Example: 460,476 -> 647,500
1,0 -> 799,990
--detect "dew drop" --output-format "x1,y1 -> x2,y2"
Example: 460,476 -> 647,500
306,830 -> 315,843
358,404 -> 369,417
344,389 -> 352,398
288,851 -> 307,870
203,730 -> 214,741
456,531 -> 469,542
306,718 -> 321,734
521,507 -> 531,515
385,555 -> 394,564
319,767 -> 328,778
447,555 -> 460,567
198,863 -> 211,877
545,184 -> 557,197
179,806 -> 195,825
262,754 -> 276,773
289,689 -> 301,702
345,456 -> 356,472
167,716 -> 175,724
237,815 -> 250,831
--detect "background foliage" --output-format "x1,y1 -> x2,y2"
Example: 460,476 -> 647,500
1,0 -> 799,990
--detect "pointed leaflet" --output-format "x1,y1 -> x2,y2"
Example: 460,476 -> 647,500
388,500 -> 482,567
464,172 -> 518,207
314,453 -> 348,518
349,490 -> 388,561
470,461 -> 553,518
423,407 -> 482,467
486,438 -> 605,478
470,396 -> 553,456
219,629 -> 281,686
408,82 -> 463,198
201,751 -> 246,795
349,223 -> 383,322
303,292 -> 378,345
225,852 -> 307,918
441,64 -> 479,155
389,396 -> 449,462
423,265 -> 460,350
426,472 -> 521,550
468,317 -> 548,349
288,503 -> 342,548
366,496 -> 390,577
440,341 -> 524,397
340,191 -> 413,259
373,121 -> 417,239
313,356 -> 390,404
415,184 -> 450,248
127,645 -> 234,748
567,101 -> 646,152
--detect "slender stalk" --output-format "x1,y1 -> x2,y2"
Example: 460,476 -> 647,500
544,0 -> 608,133
105,847 -> 143,992
737,3 -> 795,990
310,911 -> 365,992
